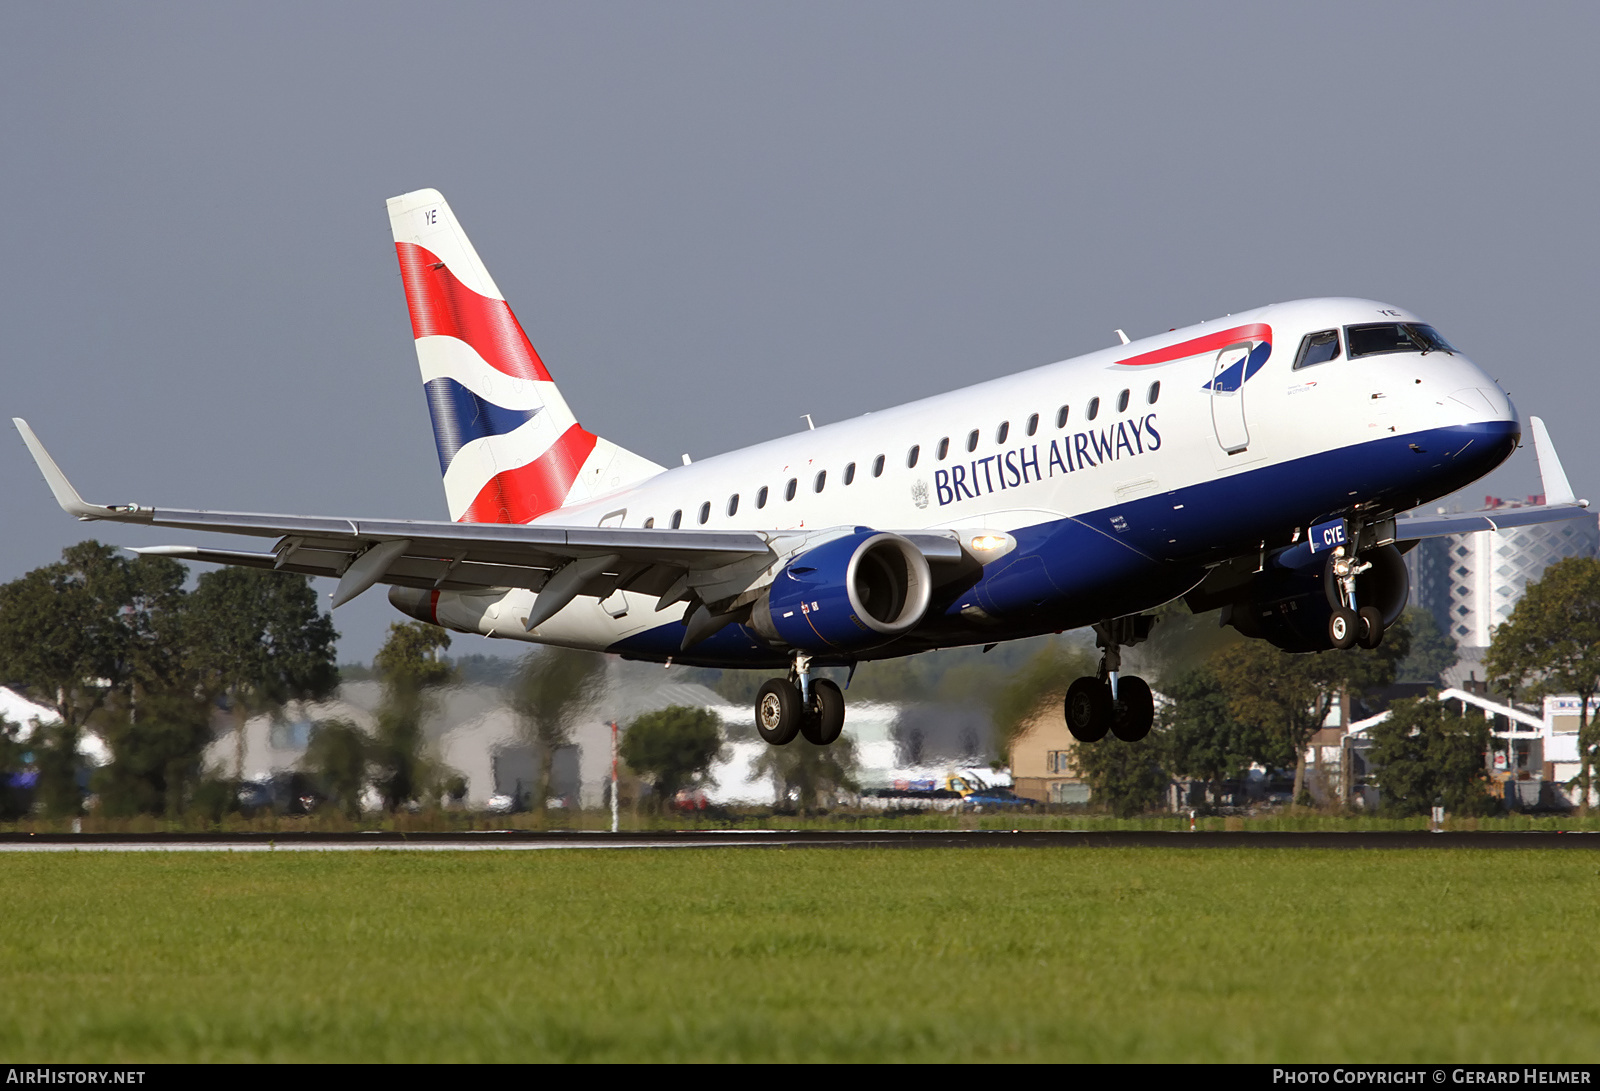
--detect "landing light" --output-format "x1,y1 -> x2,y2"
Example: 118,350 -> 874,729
971,534 -> 1008,552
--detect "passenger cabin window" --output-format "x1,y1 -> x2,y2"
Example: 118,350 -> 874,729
785,478 -> 797,501
1148,381 -> 1161,404
1117,389 -> 1130,413
1056,405 -> 1069,429
1345,323 -> 1455,359
671,510 -> 682,529
907,445 -> 920,468
698,502 -> 711,524
996,421 -> 1010,444
1027,413 -> 1039,436
1087,397 -> 1100,420
814,470 -> 827,493
966,429 -> 979,452
873,454 -> 885,477
844,462 -> 856,485
1294,329 -> 1341,369
727,494 -> 739,517
937,437 -> 950,460
757,486 -> 769,508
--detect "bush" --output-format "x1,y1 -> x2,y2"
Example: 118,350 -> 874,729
1367,698 -> 1498,817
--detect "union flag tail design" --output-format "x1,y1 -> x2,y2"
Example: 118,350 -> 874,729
387,189 -> 663,523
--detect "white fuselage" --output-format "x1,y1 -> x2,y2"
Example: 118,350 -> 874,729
428,297 -> 1516,657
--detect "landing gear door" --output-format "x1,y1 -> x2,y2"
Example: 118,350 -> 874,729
1210,342 -> 1251,454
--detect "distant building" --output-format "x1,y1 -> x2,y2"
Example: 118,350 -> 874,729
1406,495 -> 1599,649
1008,704 -> 1091,806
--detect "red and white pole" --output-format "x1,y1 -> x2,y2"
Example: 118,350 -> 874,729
610,721 -> 620,834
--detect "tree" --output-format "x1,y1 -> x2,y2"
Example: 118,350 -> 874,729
1212,629 -> 1407,805
752,734 -> 859,814
1074,734 -> 1169,817
373,622 -> 454,689
92,691 -> 214,819
1366,697 -> 1496,817
0,543 -> 189,815
1395,606 -> 1458,685
1486,556 -> 1600,815
369,622 -> 455,811
620,706 -> 725,808
0,715 -> 27,819
511,647 -> 607,810
1160,666 -> 1272,806
184,568 -> 339,782
303,718 -> 370,819
0,542 -> 187,730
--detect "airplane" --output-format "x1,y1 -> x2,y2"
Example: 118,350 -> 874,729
13,188 -> 1592,750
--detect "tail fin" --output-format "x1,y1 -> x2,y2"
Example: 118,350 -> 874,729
386,189 -> 664,523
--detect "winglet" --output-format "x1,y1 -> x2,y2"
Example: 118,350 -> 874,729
1529,416 -> 1583,507
12,418 -> 113,519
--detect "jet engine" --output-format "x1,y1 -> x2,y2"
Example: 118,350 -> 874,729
750,530 -> 933,653
1224,543 -> 1410,653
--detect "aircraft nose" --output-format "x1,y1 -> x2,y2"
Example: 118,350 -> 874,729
1445,386 -> 1513,421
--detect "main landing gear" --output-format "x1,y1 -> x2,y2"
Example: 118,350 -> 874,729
755,653 -> 846,746
1065,616 -> 1157,743
1327,545 -> 1385,651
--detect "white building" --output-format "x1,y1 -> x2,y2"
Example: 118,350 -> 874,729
1407,496 -> 1599,649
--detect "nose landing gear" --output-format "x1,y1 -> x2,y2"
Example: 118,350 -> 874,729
755,653 -> 846,746
1064,615 -> 1157,743
1328,546 -> 1385,650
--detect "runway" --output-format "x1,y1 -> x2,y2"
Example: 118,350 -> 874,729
0,829 -> 1595,851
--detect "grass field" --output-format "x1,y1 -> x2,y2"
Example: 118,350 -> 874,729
2,848 -> 1597,1062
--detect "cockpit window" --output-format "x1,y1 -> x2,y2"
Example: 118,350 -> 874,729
1294,329 -> 1341,370
1345,323 -> 1455,359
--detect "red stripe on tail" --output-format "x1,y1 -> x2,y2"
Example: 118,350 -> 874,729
395,241 -> 553,382
459,424 -> 599,524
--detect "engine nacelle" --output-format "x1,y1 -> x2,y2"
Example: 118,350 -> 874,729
751,530 -> 932,653
1225,543 -> 1410,653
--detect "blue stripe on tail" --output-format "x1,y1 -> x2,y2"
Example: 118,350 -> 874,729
423,378 -> 542,473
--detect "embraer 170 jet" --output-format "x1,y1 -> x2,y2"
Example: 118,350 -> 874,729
14,189 -> 1591,748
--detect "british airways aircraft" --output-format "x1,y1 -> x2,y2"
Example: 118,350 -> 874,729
13,189 -> 1590,749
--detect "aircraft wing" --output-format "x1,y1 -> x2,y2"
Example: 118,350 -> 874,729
13,419 -> 963,616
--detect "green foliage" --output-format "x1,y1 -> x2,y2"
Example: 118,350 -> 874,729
368,624 -> 458,812
1486,556 -> 1600,811
512,648 -> 608,807
1367,698 -> 1497,817
1395,607 -> 1457,685
30,722 -> 85,818
91,692 -> 214,819
0,542 -> 187,730
1211,631 -> 1406,798
186,567 -> 340,711
303,718 -> 370,819
620,706 -> 725,806
373,622 -> 455,689
752,736 -> 859,814
0,716 -> 26,819
1074,735 -> 1169,817
1160,667 -> 1272,791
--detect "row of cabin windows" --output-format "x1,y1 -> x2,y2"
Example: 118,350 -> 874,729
642,381 -> 1160,527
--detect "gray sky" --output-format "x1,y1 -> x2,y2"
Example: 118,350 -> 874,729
3,2 -> 1596,662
